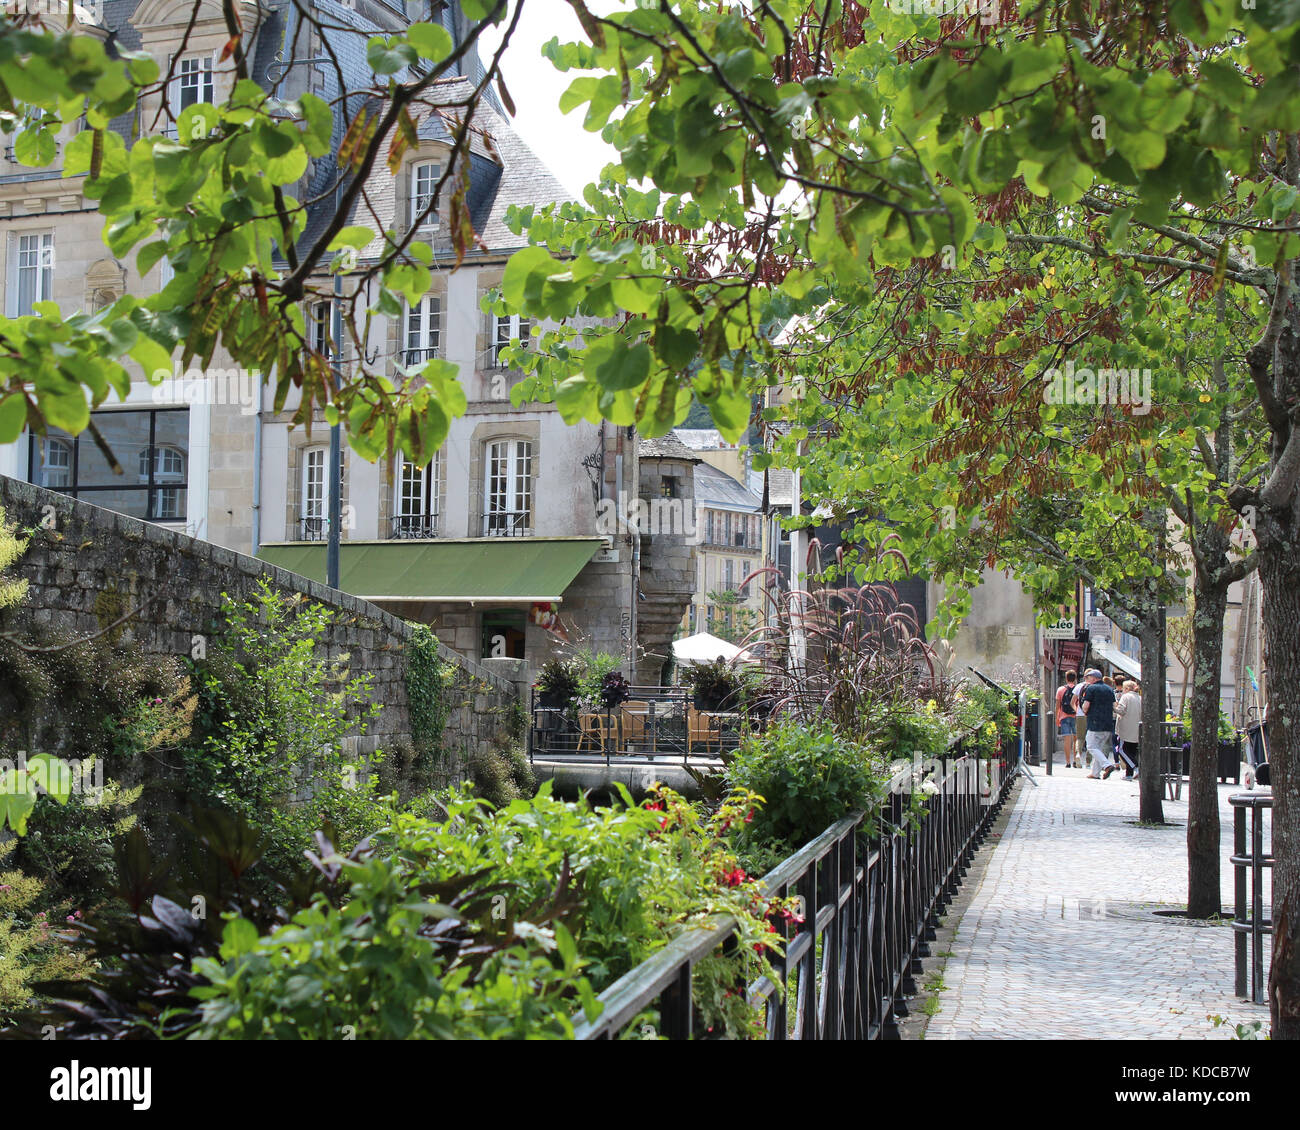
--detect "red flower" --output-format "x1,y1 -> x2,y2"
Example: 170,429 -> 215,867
718,867 -> 748,888
744,809 -> 754,824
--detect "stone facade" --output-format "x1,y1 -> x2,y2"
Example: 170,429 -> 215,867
636,438 -> 701,684
0,474 -> 517,784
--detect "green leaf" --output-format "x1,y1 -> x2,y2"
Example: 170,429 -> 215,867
14,128 -> 56,167
407,22 -> 453,61
329,227 -> 375,251
367,37 -> 418,76
0,767 -> 39,835
0,393 -> 27,443
219,916 -> 261,960
585,337 -> 650,392
25,754 -> 73,805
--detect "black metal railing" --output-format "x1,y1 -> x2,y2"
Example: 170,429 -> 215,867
483,510 -> 530,537
299,516 -> 329,541
403,347 -> 440,366
1230,792 -> 1272,1004
528,685 -> 748,764
390,514 -> 439,539
574,737 -> 1016,1039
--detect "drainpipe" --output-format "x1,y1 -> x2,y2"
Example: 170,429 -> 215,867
326,175 -> 344,589
254,1 -> 299,559
251,370 -> 263,556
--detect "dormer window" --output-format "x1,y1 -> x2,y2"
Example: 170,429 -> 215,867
165,55 -> 214,139
410,161 -> 440,228
175,57 -> 214,111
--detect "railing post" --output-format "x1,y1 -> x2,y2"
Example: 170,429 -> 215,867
660,963 -> 693,1040
1251,803 -> 1265,1005
1234,801 -> 1247,998
797,862 -> 819,1039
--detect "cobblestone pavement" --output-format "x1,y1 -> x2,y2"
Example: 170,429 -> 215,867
924,762 -> 1272,1040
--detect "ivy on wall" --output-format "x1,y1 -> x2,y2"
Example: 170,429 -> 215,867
405,624 -> 455,784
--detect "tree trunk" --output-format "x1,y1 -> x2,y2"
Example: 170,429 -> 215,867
1187,578 -> 1228,918
1138,622 -> 1166,824
1260,537 -> 1300,1038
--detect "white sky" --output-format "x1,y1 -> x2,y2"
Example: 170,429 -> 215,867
478,1 -> 622,199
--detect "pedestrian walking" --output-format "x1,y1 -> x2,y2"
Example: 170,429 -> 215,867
1077,668 -> 1119,779
1115,679 -> 1142,780
1055,669 -> 1080,770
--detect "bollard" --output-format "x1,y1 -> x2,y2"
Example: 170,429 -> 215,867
1229,792 -> 1272,1004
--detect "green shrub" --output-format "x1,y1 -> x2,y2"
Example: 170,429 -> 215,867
190,850 -> 595,1040
17,761 -> 140,899
467,733 -> 535,807
952,683 -> 1014,755
0,845 -> 87,1025
187,786 -> 789,1039
179,580 -> 387,878
871,702 -> 955,759
724,721 -> 888,860
405,625 -> 455,786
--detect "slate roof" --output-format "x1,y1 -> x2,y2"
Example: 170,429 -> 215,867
639,434 -> 701,463
695,462 -> 761,513
765,468 -> 794,510
91,1 -> 567,261
673,427 -> 741,451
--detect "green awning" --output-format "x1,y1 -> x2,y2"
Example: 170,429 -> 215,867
257,538 -> 603,604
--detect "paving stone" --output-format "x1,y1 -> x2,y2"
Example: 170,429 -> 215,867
922,767 -> 1272,1039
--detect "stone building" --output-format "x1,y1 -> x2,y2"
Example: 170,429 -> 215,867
685,460 -> 765,638
0,1 -> 691,679
635,434 -> 699,684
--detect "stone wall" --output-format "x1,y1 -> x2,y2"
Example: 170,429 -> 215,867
0,474 -> 518,785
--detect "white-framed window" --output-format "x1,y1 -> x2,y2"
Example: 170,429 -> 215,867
11,232 -> 54,315
309,300 -> 332,356
174,56 -> 214,111
40,437 -> 71,489
166,56 -> 215,139
410,161 -> 440,227
483,439 -> 532,536
393,451 -> 441,538
404,295 -> 441,365
492,313 -> 531,367
139,442 -> 186,486
301,445 -> 345,540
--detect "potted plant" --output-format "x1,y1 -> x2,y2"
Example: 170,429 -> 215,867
683,657 -> 743,712
599,671 -> 630,709
535,658 -> 579,710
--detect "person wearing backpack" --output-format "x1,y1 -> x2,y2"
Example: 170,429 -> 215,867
1055,669 -> 1080,770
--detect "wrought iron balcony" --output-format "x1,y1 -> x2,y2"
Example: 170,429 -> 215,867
391,514 -> 439,540
482,510 -> 531,537
403,346 -> 440,367
299,516 -> 330,541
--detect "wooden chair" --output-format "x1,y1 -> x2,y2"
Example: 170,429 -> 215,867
578,712 -> 616,752
688,707 -> 721,754
620,701 -> 649,750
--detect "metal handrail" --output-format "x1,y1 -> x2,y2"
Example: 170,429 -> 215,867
574,735 -> 1014,1039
